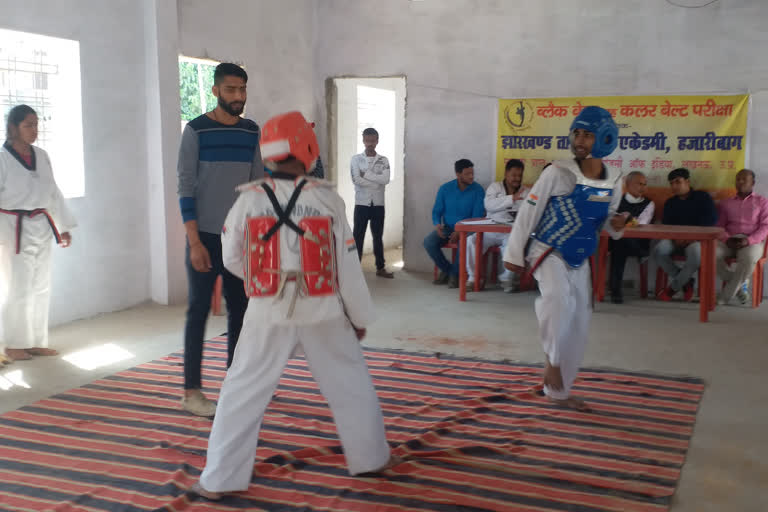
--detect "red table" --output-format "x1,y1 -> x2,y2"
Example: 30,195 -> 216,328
455,219 -> 723,323
454,219 -> 512,302
594,225 -> 724,322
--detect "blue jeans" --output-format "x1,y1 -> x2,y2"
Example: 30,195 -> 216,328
653,239 -> 701,291
423,229 -> 459,276
184,232 -> 248,389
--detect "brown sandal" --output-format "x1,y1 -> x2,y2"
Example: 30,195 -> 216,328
5,349 -> 31,361
25,348 -> 59,356
188,482 -> 222,500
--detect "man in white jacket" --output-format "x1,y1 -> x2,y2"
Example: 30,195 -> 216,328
465,159 -> 530,292
350,128 -> 393,278
503,106 -> 627,411
192,112 -> 396,500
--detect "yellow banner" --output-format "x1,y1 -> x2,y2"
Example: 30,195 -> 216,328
496,95 -> 749,202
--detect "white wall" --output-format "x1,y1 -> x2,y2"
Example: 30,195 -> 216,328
1,0 -> 153,325
335,79 -> 359,235
178,0 -> 316,128
313,0 -> 768,272
145,0 -> 187,307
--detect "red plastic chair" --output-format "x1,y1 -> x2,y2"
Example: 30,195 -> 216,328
655,254 -> 701,297
487,246 -> 501,284
433,242 -> 459,280
754,241 -> 767,307
599,255 -> 648,301
441,242 -> 502,290
723,239 -> 767,308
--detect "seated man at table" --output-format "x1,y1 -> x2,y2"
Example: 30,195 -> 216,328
465,159 -> 530,292
654,168 -> 718,301
609,171 -> 655,304
716,169 -> 768,305
424,158 -> 485,288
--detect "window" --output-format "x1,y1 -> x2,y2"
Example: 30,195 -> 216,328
178,56 -> 219,131
0,29 -> 84,198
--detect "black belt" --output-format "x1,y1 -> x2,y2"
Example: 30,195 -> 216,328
0,208 -> 61,253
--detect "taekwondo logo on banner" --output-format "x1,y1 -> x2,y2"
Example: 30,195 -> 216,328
496,94 -> 749,205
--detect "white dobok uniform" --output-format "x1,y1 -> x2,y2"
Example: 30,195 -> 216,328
0,144 -> 76,350
504,161 -> 622,400
466,182 -> 530,283
199,174 -> 390,493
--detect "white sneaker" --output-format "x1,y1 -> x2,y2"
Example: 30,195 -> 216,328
502,279 -> 519,293
466,280 -> 475,291
736,286 -> 749,305
182,390 -> 216,417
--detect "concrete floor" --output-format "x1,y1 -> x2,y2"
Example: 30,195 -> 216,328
1,249 -> 766,511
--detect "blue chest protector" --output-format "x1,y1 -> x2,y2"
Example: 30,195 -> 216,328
532,162 -> 619,268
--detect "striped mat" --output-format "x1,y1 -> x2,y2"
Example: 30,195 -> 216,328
0,338 -> 704,512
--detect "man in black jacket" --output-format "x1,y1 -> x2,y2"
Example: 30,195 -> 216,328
654,168 -> 718,301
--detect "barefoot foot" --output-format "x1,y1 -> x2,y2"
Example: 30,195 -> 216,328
549,396 -> 592,412
189,482 -> 222,500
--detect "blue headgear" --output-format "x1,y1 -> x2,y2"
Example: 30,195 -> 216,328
569,106 -> 618,159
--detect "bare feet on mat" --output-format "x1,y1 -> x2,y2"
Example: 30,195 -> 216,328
549,396 -> 592,412
189,481 -> 222,500
5,349 -> 31,361
542,362 -> 564,391
0,353 -> 13,365
25,347 -> 59,356
357,455 -> 406,476
377,455 -> 405,472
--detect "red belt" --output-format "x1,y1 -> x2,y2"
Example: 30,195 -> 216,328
0,208 -> 61,254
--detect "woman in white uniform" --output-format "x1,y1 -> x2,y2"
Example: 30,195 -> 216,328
0,105 -> 76,363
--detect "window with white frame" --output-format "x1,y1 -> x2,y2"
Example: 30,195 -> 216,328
178,56 -> 220,131
0,28 -> 84,198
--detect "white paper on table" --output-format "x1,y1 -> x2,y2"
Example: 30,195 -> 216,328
460,219 -> 499,226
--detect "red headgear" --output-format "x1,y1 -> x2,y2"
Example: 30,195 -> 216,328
260,111 -> 319,172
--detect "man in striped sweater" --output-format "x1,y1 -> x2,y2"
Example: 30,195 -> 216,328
176,63 -> 263,417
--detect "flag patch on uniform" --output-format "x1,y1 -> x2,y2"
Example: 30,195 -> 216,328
527,193 -> 538,206
346,238 -> 357,253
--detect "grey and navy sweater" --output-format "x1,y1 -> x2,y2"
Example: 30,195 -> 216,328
176,114 -> 263,234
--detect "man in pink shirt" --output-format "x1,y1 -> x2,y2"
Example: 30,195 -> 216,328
716,169 -> 768,305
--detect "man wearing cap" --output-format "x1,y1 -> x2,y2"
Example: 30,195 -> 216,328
654,168 -> 718,302
503,106 -> 628,411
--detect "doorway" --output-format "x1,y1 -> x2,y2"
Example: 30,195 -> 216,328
330,77 -> 406,259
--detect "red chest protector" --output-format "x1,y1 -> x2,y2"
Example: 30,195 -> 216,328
243,179 -> 337,302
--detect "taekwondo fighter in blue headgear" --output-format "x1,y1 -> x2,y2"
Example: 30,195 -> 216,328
503,106 -> 629,411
